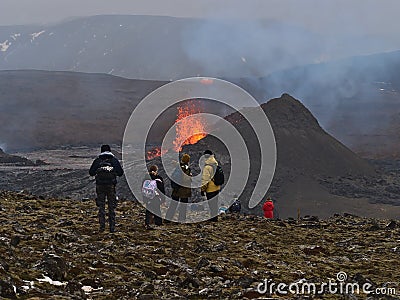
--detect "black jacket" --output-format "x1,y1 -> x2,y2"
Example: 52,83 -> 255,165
89,152 -> 124,185
149,173 -> 165,194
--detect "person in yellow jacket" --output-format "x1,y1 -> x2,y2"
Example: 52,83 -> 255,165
201,150 -> 221,222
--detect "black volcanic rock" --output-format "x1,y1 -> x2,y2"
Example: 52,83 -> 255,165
0,278 -> 16,299
0,148 -> 36,166
40,254 -> 68,281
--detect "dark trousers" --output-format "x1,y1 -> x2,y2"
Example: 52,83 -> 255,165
96,184 -> 117,231
145,198 -> 163,226
165,196 -> 188,222
207,190 -> 219,222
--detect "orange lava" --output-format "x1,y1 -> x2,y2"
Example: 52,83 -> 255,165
146,147 -> 168,160
173,101 -> 207,152
146,100 -> 207,159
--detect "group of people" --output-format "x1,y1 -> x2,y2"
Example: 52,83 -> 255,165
142,149 -> 223,228
89,144 -> 274,233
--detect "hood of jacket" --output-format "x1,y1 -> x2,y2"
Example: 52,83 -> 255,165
99,151 -> 115,159
204,155 -> 218,166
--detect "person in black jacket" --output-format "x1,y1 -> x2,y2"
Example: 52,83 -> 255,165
143,165 -> 165,229
165,153 -> 192,223
89,144 -> 124,233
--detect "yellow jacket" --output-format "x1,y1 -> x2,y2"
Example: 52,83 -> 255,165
201,155 -> 221,193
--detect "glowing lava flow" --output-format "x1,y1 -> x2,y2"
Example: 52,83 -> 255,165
146,100 -> 207,159
146,146 -> 165,160
172,101 -> 207,152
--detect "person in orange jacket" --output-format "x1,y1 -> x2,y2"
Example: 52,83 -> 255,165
263,197 -> 274,219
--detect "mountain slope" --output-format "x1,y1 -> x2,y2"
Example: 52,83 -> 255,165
184,94 -> 384,218
0,15 -> 338,80
0,70 -> 167,150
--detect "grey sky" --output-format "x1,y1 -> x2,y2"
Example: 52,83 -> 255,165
1,0 -> 399,37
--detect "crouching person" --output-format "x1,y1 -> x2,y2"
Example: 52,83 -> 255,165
142,165 -> 165,229
89,145 -> 124,233
263,197 -> 274,219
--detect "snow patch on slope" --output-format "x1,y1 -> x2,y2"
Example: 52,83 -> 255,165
30,30 -> 46,42
0,40 -> 11,52
10,33 -> 21,41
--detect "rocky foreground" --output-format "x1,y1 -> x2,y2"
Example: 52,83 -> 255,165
0,190 -> 399,299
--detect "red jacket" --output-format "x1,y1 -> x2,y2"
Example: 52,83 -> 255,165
263,200 -> 274,219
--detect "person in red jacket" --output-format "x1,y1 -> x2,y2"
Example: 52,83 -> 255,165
263,197 -> 274,219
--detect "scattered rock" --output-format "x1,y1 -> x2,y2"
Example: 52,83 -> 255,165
232,260 -> 245,269
0,260 -> 10,272
152,247 -> 166,254
0,190 -> 398,298
142,270 -> 157,280
352,273 -> 376,288
236,276 -> 255,288
242,288 -> 262,299
209,264 -> 224,273
81,278 -> 101,288
276,221 -> 289,228
10,236 -> 21,247
302,215 -> 319,222
301,245 -> 326,255
244,241 -> 262,251
0,278 -> 16,299
386,220 -> 397,229
197,257 -> 210,269
154,265 -> 169,276
343,213 -> 359,218
54,232 -> 77,243
368,221 -> 382,231
40,253 -> 68,281
139,282 -> 154,294
181,274 -> 201,288
57,220 -> 74,227
65,281 -> 87,299
212,242 -> 227,252
199,288 -> 211,295
138,294 -> 156,300
91,260 -> 105,269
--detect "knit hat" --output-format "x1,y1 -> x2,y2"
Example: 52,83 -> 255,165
101,144 -> 111,153
181,153 -> 190,164
203,150 -> 213,155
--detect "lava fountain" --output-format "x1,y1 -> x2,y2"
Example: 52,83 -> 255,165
172,101 -> 207,152
146,100 -> 207,159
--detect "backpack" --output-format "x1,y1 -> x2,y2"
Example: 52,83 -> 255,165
212,165 -> 224,186
142,179 -> 159,199
96,158 -> 116,181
